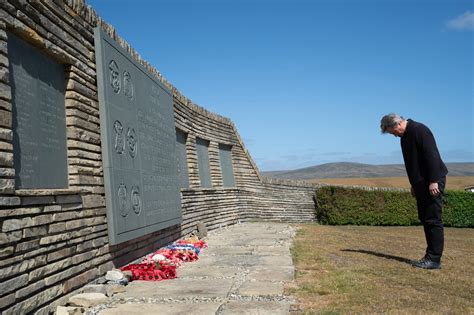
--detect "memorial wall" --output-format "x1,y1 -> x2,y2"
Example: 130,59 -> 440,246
0,0 -> 317,313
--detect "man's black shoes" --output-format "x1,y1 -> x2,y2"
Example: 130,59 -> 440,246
411,257 -> 441,269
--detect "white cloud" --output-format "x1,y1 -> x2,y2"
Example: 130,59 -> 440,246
446,11 -> 474,31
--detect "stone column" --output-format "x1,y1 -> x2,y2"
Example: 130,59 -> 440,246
208,141 -> 223,187
0,27 -> 19,206
186,134 -> 200,188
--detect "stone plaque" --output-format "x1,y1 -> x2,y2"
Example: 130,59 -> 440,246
94,28 -> 182,245
196,138 -> 212,188
219,144 -> 235,187
8,33 -> 68,189
176,129 -> 189,189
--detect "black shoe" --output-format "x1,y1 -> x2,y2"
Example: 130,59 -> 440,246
411,254 -> 428,265
412,258 -> 441,269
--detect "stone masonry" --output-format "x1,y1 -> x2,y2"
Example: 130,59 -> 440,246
0,1 -> 318,314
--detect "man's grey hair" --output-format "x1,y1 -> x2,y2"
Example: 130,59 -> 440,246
380,113 -> 405,133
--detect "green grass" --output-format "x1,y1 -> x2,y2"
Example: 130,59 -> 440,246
286,224 -> 474,314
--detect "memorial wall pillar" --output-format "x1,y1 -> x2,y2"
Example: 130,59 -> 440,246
0,26 -> 15,202
209,141 -> 223,187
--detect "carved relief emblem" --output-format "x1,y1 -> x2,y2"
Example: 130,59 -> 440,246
127,128 -> 137,158
123,71 -> 134,101
109,60 -> 121,94
117,183 -> 129,217
131,185 -> 141,215
113,120 -> 125,154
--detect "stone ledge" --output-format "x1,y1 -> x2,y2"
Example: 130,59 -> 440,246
15,188 -> 84,196
181,187 -> 241,193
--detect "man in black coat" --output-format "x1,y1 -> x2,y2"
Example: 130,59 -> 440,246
380,113 -> 448,269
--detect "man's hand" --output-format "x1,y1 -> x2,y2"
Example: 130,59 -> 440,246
429,182 -> 440,196
410,186 -> 415,197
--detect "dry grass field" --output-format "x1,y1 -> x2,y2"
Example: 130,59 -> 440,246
287,224 -> 474,314
307,176 -> 474,191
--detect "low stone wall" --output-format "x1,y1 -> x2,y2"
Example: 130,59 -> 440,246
181,188 -> 241,232
241,177 -> 318,223
0,1 -> 317,314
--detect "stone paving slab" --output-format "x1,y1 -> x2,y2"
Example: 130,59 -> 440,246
238,280 -> 284,296
178,265 -> 240,278
255,246 -> 291,255
220,301 -> 292,315
199,255 -> 263,267
86,222 -> 296,314
259,255 -> 294,266
98,303 -> 222,315
245,238 -> 288,246
205,245 -> 255,255
114,278 -> 233,299
247,267 -> 294,282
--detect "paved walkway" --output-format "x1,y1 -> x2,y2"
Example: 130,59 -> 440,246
90,222 -> 296,315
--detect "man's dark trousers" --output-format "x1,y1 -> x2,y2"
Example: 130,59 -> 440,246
413,178 -> 446,262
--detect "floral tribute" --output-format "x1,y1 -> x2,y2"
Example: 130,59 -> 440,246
120,236 -> 208,281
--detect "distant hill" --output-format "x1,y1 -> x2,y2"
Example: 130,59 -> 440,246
261,162 -> 474,180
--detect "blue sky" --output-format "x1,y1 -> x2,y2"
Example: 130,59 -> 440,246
88,0 -> 473,171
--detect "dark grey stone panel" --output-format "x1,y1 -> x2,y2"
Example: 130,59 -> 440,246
8,32 -> 68,189
219,144 -> 235,187
176,129 -> 189,189
196,138 -> 212,188
94,28 -> 182,245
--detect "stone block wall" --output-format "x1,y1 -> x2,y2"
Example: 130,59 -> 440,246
0,0 -> 317,313
240,177 -> 319,223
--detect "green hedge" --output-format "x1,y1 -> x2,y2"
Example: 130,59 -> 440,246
315,186 -> 474,227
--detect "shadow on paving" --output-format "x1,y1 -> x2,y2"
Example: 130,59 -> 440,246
90,222 -> 297,315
